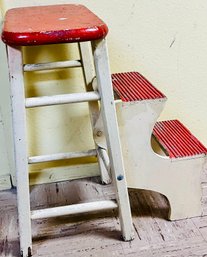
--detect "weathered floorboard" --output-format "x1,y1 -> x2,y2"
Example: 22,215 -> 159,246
1,175 -> 207,257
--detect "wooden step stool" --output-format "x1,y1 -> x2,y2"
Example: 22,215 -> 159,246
1,4 -> 134,257
112,71 -> 207,220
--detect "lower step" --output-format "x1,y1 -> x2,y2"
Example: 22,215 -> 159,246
152,119 -> 207,159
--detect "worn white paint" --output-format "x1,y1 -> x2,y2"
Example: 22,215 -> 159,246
93,39 -> 134,241
31,200 -> 118,220
78,41 -> 111,184
28,149 -> 97,164
7,46 -> 32,257
25,91 -> 101,108
29,163 -> 100,186
24,60 -> 82,71
116,96 -> 206,220
0,10 -> 14,188
0,110 -> 11,190
0,175 -> 11,190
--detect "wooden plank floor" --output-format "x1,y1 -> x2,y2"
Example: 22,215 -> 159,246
1,169 -> 207,257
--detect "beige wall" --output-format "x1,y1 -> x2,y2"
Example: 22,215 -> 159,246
0,1 -> 207,188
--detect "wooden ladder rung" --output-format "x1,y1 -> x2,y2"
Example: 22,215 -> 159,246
25,91 -> 100,108
30,200 -> 118,220
28,149 -> 97,164
23,60 -> 82,72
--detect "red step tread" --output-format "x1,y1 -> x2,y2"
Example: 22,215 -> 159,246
1,4 -> 108,46
153,120 -> 207,159
112,72 -> 166,101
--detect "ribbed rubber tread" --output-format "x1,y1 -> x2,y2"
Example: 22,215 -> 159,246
153,120 -> 207,158
112,72 -> 165,101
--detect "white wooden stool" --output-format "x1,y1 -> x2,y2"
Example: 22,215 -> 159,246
1,4 -> 134,257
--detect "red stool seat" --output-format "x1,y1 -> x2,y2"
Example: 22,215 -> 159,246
1,4 -> 108,46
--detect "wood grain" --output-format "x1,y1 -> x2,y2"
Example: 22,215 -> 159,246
1,174 -> 207,257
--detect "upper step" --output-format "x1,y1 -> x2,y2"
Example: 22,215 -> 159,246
112,72 -> 166,102
153,120 -> 207,159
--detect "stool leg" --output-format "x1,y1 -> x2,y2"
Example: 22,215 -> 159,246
92,39 -> 134,241
79,42 -> 111,184
7,46 -> 32,257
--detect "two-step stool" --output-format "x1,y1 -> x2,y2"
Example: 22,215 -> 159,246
112,71 -> 207,220
1,4 -> 134,257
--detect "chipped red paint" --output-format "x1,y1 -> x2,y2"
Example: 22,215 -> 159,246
153,120 -> 207,158
1,4 -> 108,46
112,72 -> 166,101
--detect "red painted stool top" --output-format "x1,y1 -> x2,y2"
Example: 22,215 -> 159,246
1,4 -> 108,46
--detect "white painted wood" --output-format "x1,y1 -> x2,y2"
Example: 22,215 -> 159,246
23,60 -> 82,72
28,149 -> 97,164
0,18 -> 16,188
7,46 -> 32,257
78,42 -> 98,127
93,111 -> 107,149
79,42 -> 111,184
116,96 -> 206,220
25,91 -> 100,108
0,111 -> 12,188
93,112 -> 111,182
99,148 -> 110,172
92,39 -> 134,241
96,147 -> 111,184
29,163 -> 100,186
31,200 -> 118,220
0,175 -> 12,190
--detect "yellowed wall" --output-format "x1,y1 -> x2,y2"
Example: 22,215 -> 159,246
0,1 -> 207,187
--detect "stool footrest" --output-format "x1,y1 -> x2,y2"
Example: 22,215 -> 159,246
24,60 -> 82,72
28,149 -> 97,164
31,200 -> 118,220
25,91 -> 100,108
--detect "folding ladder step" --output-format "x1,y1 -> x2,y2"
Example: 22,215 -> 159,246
28,149 -> 97,164
25,91 -> 100,108
112,71 -> 166,101
23,60 -> 82,72
152,119 -> 207,159
30,200 -> 118,220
